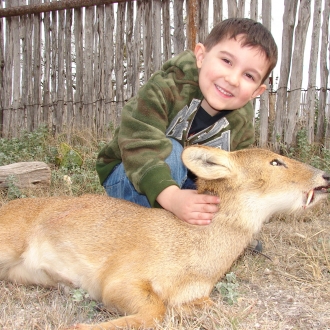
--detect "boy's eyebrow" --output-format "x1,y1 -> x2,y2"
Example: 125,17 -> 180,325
218,50 -> 263,80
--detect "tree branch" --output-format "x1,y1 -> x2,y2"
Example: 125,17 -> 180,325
0,0 -> 137,18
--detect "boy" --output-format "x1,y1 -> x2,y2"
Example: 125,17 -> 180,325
96,18 -> 278,226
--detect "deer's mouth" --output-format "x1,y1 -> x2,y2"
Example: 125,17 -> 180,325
305,186 -> 330,208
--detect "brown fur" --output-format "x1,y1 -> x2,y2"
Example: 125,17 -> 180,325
0,146 -> 329,329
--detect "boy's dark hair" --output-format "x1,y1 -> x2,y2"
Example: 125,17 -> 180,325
203,18 -> 278,83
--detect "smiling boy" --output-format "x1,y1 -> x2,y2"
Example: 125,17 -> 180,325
97,18 -> 278,225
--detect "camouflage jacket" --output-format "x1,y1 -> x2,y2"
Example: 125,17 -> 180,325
96,50 -> 255,207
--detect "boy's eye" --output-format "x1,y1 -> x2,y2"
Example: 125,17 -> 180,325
245,73 -> 255,81
222,58 -> 231,65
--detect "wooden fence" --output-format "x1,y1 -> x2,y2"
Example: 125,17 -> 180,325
0,0 -> 329,149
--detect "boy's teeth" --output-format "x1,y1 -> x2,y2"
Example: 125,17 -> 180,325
216,85 -> 232,96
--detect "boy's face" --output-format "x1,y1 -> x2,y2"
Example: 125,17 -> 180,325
194,36 -> 269,116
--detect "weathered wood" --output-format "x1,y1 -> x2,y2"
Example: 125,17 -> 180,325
50,9 -> 58,132
3,1 -> 13,137
186,0 -> 199,50
227,0 -> 237,18
143,0 -> 152,80
0,8 -> 3,137
284,0 -> 311,146
0,162 -> 51,189
0,0 -> 134,18
12,0 -> 21,136
272,0 -> 299,149
74,7 -> 83,129
84,5 -> 94,131
132,1 -> 142,94
316,0 -> 330,144
56,8 -> 65,132
213,0 -> 223,25
114,2 -> 125,125
95,5 -> 104,135
237,0 -> 245,17
65,9 -> 74,133
173,0 -> 185,54
258,0 -> 271,148
162,0 -> 171,61
43,0 -> 51,126
199,0 -> 209,43
306,0 -> 322,144
152,0 -> 162,71
250,0 -> 258,21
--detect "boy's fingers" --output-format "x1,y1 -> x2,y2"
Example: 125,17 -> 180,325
187,218 -> 212,226
197,193 -> 220,204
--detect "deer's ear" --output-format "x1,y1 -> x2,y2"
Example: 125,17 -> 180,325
182,146 -> 232,180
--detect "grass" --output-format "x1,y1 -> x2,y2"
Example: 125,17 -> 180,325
0,127 -> 329,329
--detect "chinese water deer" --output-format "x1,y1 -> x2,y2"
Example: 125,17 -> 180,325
0,146 -> 329,330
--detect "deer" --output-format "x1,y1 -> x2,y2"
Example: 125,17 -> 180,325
0,145 -> 329,330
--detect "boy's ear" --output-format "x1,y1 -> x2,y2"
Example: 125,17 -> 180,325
251,84 -> 267,99
194,43 -> 206,69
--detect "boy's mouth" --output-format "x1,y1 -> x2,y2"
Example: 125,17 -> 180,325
215,84 -> 233,97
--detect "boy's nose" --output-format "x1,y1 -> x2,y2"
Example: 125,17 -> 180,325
224,72 -> 239,87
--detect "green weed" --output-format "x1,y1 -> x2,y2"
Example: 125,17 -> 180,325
215,272 -> 239,305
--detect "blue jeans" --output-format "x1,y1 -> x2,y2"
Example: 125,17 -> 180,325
103,138 -> 196,207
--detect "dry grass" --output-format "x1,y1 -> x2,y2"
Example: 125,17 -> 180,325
0,189 -> 329,329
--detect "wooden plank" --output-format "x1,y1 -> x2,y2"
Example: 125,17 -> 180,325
258,0 -> 271,148
272,0 -> 298,149
32,0 -> 42,132
95,4 -> 105,136
56,8 -> 65,132
74,7 -> 83,129
162,0 -> 171,61
132,1 -> 142,95
50,9 -> 58,132
173,0 -> 184,54
227,0 -> 237,18
65,9 -> 74,134
250,0 -> 258,20
284,0 -> 311,146
43,0 -> 51,127
186,0 -> 199,50
114,2 -> 125,126
237,0 -> 245,17
0,5 -> 3,137
143,0 -> 152,81
306,0 -> 321,144
83,6 -> 95,131
152,0 -> 162,71
12,0 -> 22,137
199,0 -> 209,43
3,2 -> 13,137
316,0 -> 330,144
104,4 -> 115,134
126,1 -> 134,99
213,0 -> 223,25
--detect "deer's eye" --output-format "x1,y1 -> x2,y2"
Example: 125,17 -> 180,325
270,159 -> 286,167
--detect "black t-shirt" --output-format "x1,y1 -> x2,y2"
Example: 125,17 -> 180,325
187,105 -> 232,180
189,105 -> 232,136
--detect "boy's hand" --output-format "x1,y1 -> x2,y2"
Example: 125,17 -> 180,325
156,185 -> 220,226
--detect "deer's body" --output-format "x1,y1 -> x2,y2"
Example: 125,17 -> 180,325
0,146 -> 329,329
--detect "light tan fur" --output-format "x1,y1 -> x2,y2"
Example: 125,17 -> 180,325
0,146 -> 329,329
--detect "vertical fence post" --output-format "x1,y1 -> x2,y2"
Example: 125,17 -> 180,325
186,0 -> 199,50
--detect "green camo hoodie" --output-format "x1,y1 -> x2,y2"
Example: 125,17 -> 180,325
96,50 -> 255,207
